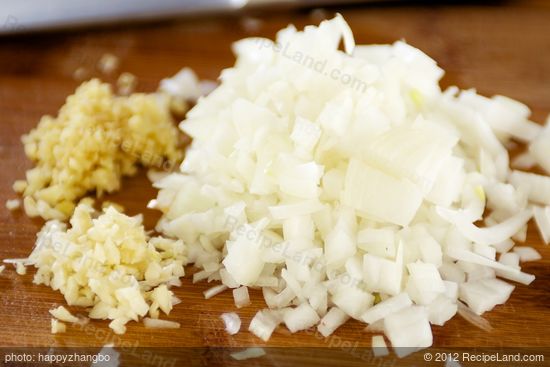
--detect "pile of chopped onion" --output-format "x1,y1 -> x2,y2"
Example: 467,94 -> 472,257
21,202 -> 188,334
149,15 -> 548,356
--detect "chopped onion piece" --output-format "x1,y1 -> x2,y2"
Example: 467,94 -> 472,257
427,296 -> 457,326
363,242 -> 404,296
223,223 -> 265,286
533,206 -> 550,244
317,307 -> 349,337
492,239 -> 515,254
512,152 -> 536,170
159,67 -> 203,101
256,276 -> 279,287
263,287 -> 295,309
283,303 -> 320,333
268,200 -> 324,220
372,335 -> 389,357
473,243 -> 496,260
384,306 -> 432,358
203,284 -> 228,299
221,312 -> 241,335
446,359 -> 462,367
357,228 -> 395,258
233,286 -> 251,308
343,159 -> 422,226
443,281 -> 459,300
171,296 -> 182,306
220,268 -> 240,288
230,348 -> 266,361
332,285 -> 374,319
439,263 -> 466,284
513,246 -> 542,262
528,123 -> 550,174
447,247 -> 520,273
456,301 -> 493,332
406,262 -> 446,305
495,268 -> 535,286
459,278 -> 514,315
365,319 -> 385,333
361,293 -> 412,324
333,13 -> 355,55
193,270 -> 215,283
498,253 -> 520,269
143,318 -> 180,329
437,207 -> 532,246
509,170 -> 550,205
249,309 -> 281,342
91,344 -> 120,367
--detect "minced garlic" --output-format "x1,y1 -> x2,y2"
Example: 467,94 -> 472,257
18,79 -> 183,220
51,319 -> 66,334
12,180 -> 27,193
49,306 -> 79,323
15,262 -> 26,275
101,200 -> 125,212
5,199 -> 21,211
98,53 -> 119,75
27,203 -> 187,334
117,72 -> 137,95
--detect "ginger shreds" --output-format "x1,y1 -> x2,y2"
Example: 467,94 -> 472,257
19,79 -> 183,220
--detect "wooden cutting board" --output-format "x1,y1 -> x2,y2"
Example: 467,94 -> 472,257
1,3 -> 549,366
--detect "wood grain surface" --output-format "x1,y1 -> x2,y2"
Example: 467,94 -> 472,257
0,2 -> 549,365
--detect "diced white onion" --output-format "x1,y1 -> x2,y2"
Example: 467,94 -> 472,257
203,284 -> 228,299
509,170 -> 550,205
427,296 -> 457,326
533,206 -> 550,244
459,278 -> 514,315
343,159 -> 423,226
361,293 -> 412,324
248,309 -> 282,342
498,253 -> 520,269
384,306 -> 432,358
143,318 -> 181,329
456,301 -> 493,332
283,303 -> 320,333
144,14 -> 548,352
371,335 -> 389,357
233,286 -> 251,308
317,307 -> 349,337
221,312 -> 241,335
437,207 -> 532,246
513,246 -> 542,262
230,348 -> 266,361
528,122 -> 550,174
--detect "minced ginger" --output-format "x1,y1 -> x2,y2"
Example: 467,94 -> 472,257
16,79 -> 183,220
28,202 -> 187,334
